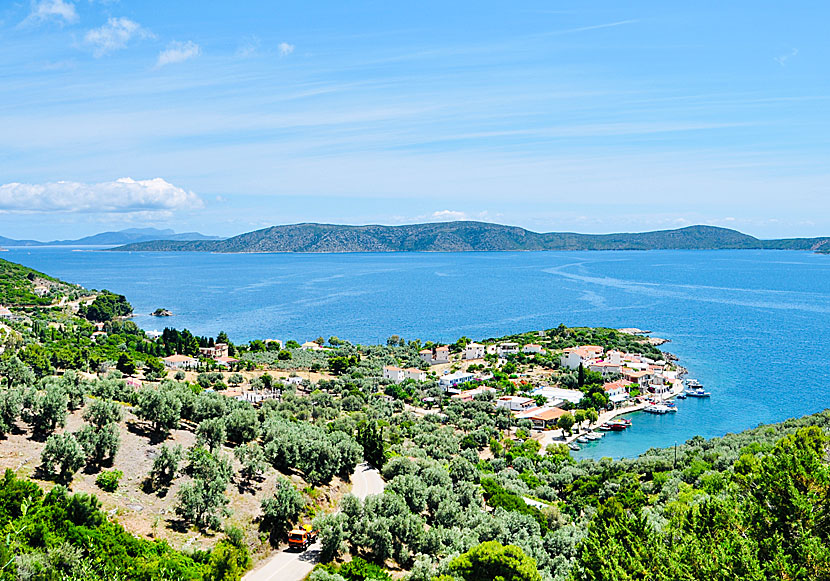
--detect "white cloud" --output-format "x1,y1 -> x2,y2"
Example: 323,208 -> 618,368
0,178 -> 203,214
235,36 -> 260,58
84,17 -> 151,57
156,40 -> 200,67
24,0 -> 78,25
430,210 -> 468,221
278,42 -> 295,56
774,48 -> 798,66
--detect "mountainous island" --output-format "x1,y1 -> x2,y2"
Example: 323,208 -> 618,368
0,227 -> 220,247
110,222 -> 830,254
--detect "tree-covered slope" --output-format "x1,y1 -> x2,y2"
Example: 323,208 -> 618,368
109,222 -> 828,253
0,258 -> 80,305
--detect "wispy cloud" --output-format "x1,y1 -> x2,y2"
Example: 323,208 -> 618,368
774,48 -> 798,66
541,19 -> 638,37
235,36 -> 260,58
431,210 -> 468,221
278,42 -> 295,56
415,210 -> 498,223
84,17 -> 152,57
0,177 -> 203,214
23,0 -> 78,26
156,40 -> 200,67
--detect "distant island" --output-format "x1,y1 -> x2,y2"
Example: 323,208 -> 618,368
0,227 -> 221,247
108,222 -> 830,254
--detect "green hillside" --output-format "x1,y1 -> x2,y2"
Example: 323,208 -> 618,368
109,222 -> 830,254
0,258 -> 80,306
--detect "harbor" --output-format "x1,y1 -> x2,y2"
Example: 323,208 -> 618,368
536,377 -> 709,453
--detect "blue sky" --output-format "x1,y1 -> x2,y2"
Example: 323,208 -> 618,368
1,1 -> 828,239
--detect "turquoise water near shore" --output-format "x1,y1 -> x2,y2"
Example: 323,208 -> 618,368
5,247 -> 830,459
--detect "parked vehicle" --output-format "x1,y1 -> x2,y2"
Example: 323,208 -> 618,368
288,525 -> 318,550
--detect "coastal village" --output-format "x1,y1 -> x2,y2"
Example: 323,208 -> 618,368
146,324 -> 701,452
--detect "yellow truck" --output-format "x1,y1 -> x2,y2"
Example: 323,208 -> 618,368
287,524 -> 318,551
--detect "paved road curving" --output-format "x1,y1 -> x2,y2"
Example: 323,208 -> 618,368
242,462 -> 384,581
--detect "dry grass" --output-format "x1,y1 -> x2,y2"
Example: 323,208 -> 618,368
0,403 -> 348,564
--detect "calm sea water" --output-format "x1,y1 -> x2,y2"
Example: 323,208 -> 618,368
5,247 -> 830,459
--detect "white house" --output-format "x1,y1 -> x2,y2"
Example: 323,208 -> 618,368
603,380 -> 629,403
623,369 -> 651,387
451,386 -> 497,402
420,345 -> 450,365
531,386 -> 584,405
464,342 -> 485,360
404,367 -> 426,382
146,329 -> 163,340
282,376 -> 304,386
214,356 -> 239,367
498,342 -> 520,356
163,354 -> 199,369
382,365 -> 406,383
588,361 -> 623,377
383,366 -> 426,384
495,396 -> 535,412
301,341 -> 323,351
522,343 -> 545,355
199,343 -> 229,359
0,306 -> 12,319
438,371 -> 476,389
560,345 -> 604,370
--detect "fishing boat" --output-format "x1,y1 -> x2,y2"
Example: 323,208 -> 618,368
587,432 -> 603,440
577,436 -> 590,443
686,379 -> 703,388
644,404 -> 670,414
676,393 -> 687,400
608,422 -> 627,431
597,423 -> 612,431
569,443 -> 580,451
686,387 -> 711,398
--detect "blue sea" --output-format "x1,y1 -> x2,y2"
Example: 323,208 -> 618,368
5,247 -> 830,459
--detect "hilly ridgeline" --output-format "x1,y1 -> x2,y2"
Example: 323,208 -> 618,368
109,222 -> 830,253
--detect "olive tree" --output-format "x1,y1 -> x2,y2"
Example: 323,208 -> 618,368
135,388 -> 181,435
196,417 -> 227,452
0,387 -> 23,437
82,398 -> 123,428
40,433 -> 86,484
150,443 -> 183,488
22,384 -> 68,436
76,423 -> 120,467
234,442 -> 266,483
260,477 -> 304,541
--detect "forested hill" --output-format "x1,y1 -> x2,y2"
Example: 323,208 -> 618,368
0,258 -> 81,305
110,222 -> 830,253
